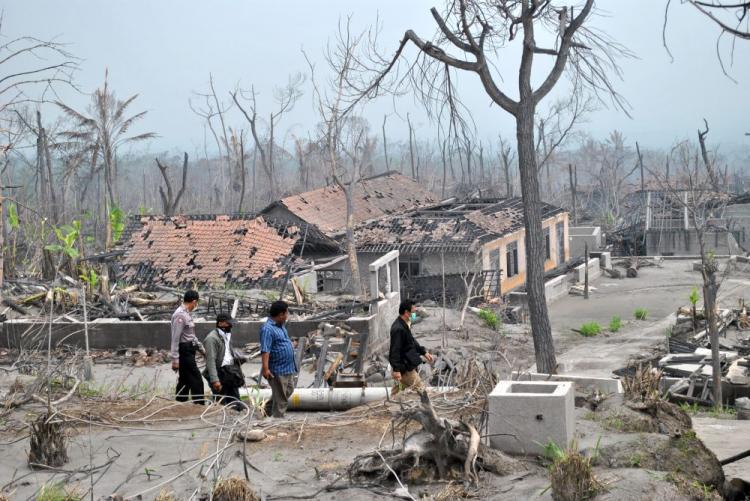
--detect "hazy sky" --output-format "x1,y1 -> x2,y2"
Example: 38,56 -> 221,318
5,1 -> 750,154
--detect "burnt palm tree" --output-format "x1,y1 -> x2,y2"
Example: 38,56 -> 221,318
56,70 -> 155,249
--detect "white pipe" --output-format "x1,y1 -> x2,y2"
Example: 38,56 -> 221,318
239,386 -> 455,411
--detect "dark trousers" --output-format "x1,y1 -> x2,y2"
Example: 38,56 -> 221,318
177,343 -> 204,404
211,366 -> 242,410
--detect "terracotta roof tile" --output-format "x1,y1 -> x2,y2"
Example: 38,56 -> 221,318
271,171 -> 439,235
120,215 -> 299,287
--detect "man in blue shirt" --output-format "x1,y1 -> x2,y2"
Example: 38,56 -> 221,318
260,300 -> 297,417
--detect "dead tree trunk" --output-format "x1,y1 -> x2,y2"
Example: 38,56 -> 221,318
29,413 -> 68,468
345,187 -> 363,296
517,103 -> 556,373
407,112 -> 416,180
702,259 -> 723,406
382,115 -> 390,173
636,141 -> 645,192
155,153 -> 189,217
568,163 -> 577,225
441,138 -> 448,198
627,257 -> 639,278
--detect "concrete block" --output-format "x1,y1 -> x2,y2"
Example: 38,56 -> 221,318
575,257 -> 601,283
489,380 -> 574,455
512,371 -> 622,394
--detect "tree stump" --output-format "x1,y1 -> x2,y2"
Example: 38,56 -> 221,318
627,258 -> 639,278
28,413 -> 68,468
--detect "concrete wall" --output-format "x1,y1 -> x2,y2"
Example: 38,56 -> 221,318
1,318 -> 369,351
645,229 -> 734,256
725,202 -> 750,252
575,257 -> 601,283
363,251 -> 401,358
568,226 -> 601,258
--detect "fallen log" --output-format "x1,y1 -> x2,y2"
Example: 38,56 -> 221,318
627,258 -> 639,278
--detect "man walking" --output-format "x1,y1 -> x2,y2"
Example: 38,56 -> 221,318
171,290 -> 205,404
203,313 -> 247,409
260,301 -> 297,417
389,299 -> 433,395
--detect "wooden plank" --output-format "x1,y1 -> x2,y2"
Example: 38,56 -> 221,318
313,338 -> 329,388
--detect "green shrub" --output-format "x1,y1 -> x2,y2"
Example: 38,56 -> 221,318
579,322 -> 601,337
609,315 -> 622,332
689,287 -> 700,306
478,308 -> 501,331
634,308 -> 648,320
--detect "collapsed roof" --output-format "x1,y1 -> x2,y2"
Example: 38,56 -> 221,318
119,214 -> 337,288
263,171 -> 439,236
355,198 -> 564,254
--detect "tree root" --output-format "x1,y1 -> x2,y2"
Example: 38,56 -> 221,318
349,391 -> 523,486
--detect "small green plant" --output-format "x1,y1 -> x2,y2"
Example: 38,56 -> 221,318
634,308 -> 648,320
708,405 -> 737,419
609,315 -> 622,332
273,452 -> 283,462
579,322 -> 602,337
36,483 -> 82,501
109,204 -> 126,243
542,440 -> 600,501
45,221 -> 81,259
79,269 -> 99,291
7,201 -> 19,230
679,402 -> 700,415
689,287 -> 700,307
629,453 -> 642,468
478,308 -> 501,331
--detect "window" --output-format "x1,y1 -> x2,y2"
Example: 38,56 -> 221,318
544,227 -> 551,260
399,256 -> 420,278
556,222 -> 565,264
488,249 -> 500,270
506,241 -> 519,277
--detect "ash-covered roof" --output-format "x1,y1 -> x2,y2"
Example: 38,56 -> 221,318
263,171 -> 439,235
119,215 -> 326,288
355,198 -> 564,253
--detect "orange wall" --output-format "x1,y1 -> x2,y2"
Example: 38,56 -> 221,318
481,212 -> 569,295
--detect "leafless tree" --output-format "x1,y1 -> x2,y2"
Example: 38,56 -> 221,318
498,135 -> 516,198
648,138 -> 732,408
664,1 -> 749,78
0,16 -> 78,122
189,75 -> 234,211
155,153 -> 189,217
349,0 -> 630,372
305,19 -> 380,297
232,73 -> 305,202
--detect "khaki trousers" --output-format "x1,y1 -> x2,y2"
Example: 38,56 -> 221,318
391,369 -> 424,396
268,374 -> 295,417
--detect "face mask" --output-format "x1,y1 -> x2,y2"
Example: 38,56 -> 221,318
410,312 -> 418,323
219,324 -> 232,333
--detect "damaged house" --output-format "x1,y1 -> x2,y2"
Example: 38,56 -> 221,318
612,189 -> 744,256
119,214 -> 339,289
260,170 -> 440,292
354,198 -> 570,301
261,171 -> 439,237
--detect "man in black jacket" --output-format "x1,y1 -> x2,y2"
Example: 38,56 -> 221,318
389,299 -> 433,395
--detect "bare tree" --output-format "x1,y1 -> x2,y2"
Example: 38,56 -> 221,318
498,136 -> 515,198
0,17 -> 78,122
350,1 -> 629,372
305,19 -> 380,297
189,75 -> 234,211
649,138 -> 732,408
682,0 -> 750,39
232,73 -> 305,202
155,153 -> 189,217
